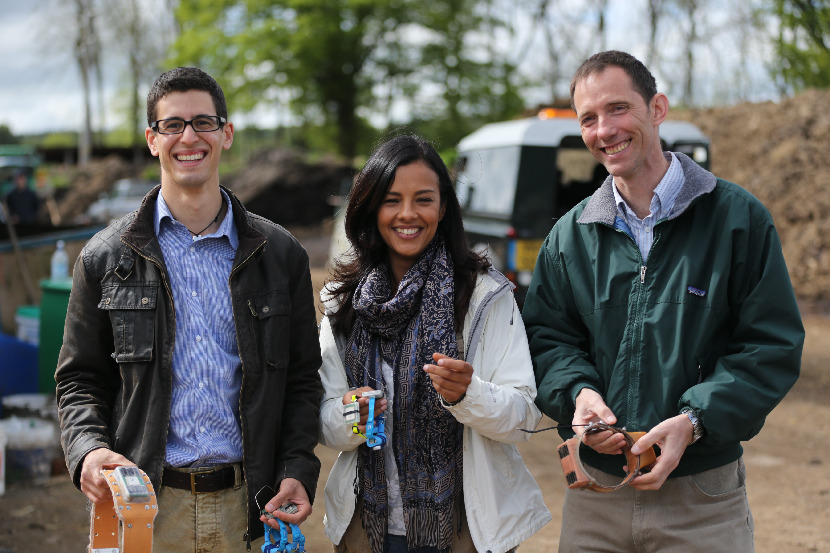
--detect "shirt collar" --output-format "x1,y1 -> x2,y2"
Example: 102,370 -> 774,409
155,188 -> 238,249
612,152 -> 684,220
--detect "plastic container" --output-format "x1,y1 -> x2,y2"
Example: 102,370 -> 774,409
0,416 -> 56,485
1,393 -> 57,420
39,278 -> 72,395
0,332 -> 38,401
14,305 -> 40,346
50,239 -> 69,280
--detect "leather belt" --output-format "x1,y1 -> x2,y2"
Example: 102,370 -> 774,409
558,423 -> 657,493
162,465 -> 238,494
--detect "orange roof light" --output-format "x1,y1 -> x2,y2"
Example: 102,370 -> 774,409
537,108 -> 577,120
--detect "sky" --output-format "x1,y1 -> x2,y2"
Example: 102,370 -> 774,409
0,0 -> 783,137
0,1 -> 94,134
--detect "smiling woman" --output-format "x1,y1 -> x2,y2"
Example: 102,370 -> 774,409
317,133 -> 551,553
375,161 -> 446,286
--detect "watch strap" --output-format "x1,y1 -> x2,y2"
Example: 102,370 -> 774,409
681,407 -> 704,445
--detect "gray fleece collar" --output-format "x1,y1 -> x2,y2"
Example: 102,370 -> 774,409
577,152 -> 717,225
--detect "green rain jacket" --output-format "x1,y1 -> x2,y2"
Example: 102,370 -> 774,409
523,152 -> 803,477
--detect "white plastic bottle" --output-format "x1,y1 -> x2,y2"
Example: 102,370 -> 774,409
50,239 -> 69,280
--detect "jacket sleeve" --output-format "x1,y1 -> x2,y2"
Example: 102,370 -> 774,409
274,244 -> 324,502
55,246 -> 120,489
680,208 -> 803,445
522,233 -> 603,426
318,314 -> 366,451
442,286 -> 543,444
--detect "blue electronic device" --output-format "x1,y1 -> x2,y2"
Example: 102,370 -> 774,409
362,390 -> 387,450
262,520 -> 305,553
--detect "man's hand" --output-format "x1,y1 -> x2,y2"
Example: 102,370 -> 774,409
80,448 -> 133,504
627,414 -> 694,490
261,477 -> 312,527
573,388 -> 627,454
424,352 -> 473,404
342,386 -> 388,434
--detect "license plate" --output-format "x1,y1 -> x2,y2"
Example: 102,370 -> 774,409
514,239 -> 544,272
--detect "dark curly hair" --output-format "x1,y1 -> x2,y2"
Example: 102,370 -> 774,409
146,67 -> 228,125
328,133 -> 490,336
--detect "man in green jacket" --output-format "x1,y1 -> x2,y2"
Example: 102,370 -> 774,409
523,50 -> 803,552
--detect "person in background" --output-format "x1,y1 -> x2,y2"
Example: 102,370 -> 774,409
318,133 -> 550,553
5,169 -> 39,224
522,50 -> 804,552
55,66 -> 323,552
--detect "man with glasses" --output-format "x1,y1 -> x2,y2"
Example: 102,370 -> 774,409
56,67 -> 323,552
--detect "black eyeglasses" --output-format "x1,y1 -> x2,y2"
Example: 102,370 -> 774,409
151,115 -> 227,134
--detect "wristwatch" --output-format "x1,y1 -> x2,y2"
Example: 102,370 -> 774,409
680,407 -> 704,445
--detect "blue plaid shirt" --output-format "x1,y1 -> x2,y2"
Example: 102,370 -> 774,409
612,152 -> 684,261
155,190 -> 242,467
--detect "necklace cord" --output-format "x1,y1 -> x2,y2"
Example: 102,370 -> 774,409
189,204 -> 224,236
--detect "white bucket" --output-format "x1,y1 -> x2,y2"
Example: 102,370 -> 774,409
0,425 -> 6,496
14,305 -> 40,346
0,416 -> 56,485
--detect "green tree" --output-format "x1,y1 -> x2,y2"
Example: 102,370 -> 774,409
410,0 -> 525,145
169,0 -> 410,158
167,0 -> 523,158
0,125 -> 18,144
773,0 -> 830,91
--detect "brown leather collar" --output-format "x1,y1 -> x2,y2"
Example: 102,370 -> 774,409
90,467 -> 158,553
558,423 -> 657,493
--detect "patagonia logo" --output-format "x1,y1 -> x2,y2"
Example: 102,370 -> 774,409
687,286 -> 707,297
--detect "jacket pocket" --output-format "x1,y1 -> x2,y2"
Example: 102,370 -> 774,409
246,290 -> 291,370
99,284 -> 158,363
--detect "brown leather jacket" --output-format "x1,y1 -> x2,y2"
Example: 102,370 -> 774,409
55,185 -> 322,541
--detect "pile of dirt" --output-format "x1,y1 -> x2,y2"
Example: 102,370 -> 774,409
55,155 -> 136,223
671,88 -> 830,306
224,148 -> 354,228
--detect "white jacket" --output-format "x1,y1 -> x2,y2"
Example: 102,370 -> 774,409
318,269 -> 551,553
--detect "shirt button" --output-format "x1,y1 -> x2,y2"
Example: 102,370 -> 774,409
199,382 -> 204,389
196,335 -> 202,342
200,426 -> 205,433
191,291 -> 197,297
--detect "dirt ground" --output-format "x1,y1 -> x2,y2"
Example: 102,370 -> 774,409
0,262 -> 828,552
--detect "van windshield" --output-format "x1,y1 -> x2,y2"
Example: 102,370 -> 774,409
455,146 -> 521,218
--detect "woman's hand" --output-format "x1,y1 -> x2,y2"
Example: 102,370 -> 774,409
424,352 -> 473,404
342,386 -> 388,434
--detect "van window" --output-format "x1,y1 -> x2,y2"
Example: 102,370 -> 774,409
555,144 -> 607,218
455,146 -> 521,218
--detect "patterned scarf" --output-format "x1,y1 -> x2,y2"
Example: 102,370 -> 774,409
345,237 -> 464,553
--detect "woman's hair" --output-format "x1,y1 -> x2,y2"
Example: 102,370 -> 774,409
328,133 -> 490,336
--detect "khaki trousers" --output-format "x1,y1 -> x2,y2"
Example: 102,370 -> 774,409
558,458 -> 754,553
152,464 -> 264,553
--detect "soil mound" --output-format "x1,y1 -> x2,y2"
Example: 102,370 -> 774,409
224,148 -> 354,228
673,88 -> 830,307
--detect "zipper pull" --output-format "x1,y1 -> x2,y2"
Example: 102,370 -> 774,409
640,265 -> 647,284
247,299 -> 257,316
